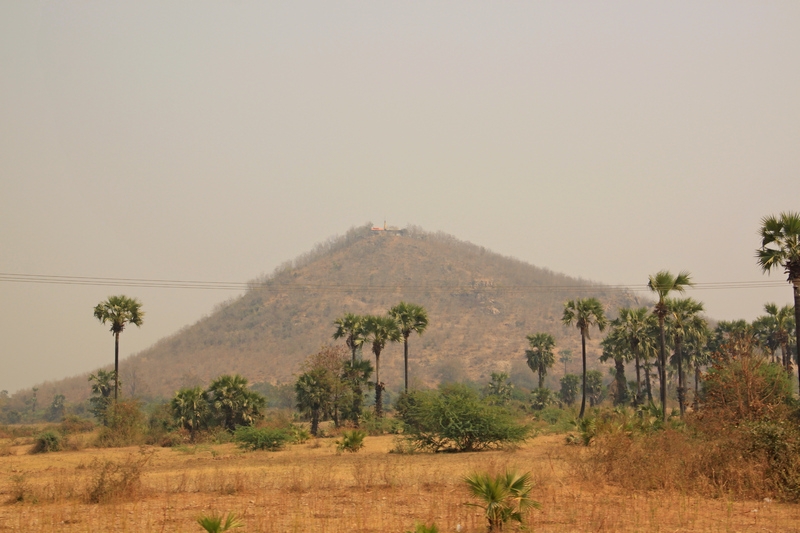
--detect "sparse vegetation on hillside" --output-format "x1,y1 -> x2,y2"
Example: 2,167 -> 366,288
32,224 -> 639,403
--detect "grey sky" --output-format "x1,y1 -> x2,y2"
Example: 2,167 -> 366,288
1,1 -> 798,394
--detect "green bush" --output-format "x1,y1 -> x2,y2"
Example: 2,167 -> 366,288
530,388 -> 554,411
336,429 -> 366,453
234,426 -> 291,451
31,430 -> 62,453
397,384 -> 531,452
559,374 -> 580,406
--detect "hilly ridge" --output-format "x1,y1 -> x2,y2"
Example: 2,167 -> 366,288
36,225 -> 643,402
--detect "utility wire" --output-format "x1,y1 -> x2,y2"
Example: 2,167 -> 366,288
0,272 -> 788,294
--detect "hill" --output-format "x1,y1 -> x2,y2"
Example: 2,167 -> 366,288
32,225 -> 644,402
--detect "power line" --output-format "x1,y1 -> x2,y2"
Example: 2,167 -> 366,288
0,272 -> 789,294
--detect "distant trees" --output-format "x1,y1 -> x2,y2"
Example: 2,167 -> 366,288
389,302 -> 429,392
332,302 -> 428,414
665,297 -> 707,417
525,333 -> 556,389
170,374 -> 266,435
294,345 -> 374,434
93,295 -> 144,401
648,271 -> 693,421
558,349 -> 573,376
757,211 -> 800,391
562,298 -> 607,418
363,315 -> 401,418
206,375 -> 266,432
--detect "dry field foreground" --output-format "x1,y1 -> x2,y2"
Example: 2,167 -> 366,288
1,434 -> 799,533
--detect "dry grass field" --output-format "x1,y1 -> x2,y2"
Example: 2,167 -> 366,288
1,433 -> 799,533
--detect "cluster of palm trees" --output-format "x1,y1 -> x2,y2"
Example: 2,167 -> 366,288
520,212 -> 800,420
528,276 -> 796,421
332,302 -> 428,417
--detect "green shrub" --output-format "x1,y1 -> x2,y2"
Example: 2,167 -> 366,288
234,426 -> 291,451
559,374 -> 580,406
397,384 -> 531,452
197,512 -> 243,532
464,470 -> 540,531
31,430 -> 62,453
335,430 -> 366,453
530,388 -> 554,411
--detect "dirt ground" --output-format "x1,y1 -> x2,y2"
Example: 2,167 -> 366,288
1,433 -> 799,532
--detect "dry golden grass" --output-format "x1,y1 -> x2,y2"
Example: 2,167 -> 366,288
1,433 -> 799,532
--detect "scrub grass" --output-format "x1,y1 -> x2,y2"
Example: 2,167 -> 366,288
1,433 -> 799,532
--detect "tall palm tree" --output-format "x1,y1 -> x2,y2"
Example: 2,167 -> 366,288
763,303 -> 795,373
648,271 -> 693,421
332,313 -> 366,363
342,358 -> 373,426
757,211 -> 800,393
612,307 -> 653,406
93,295 -> 144,401
362,314 -> 401,417
525,333 -> 556,389
388,302 -> 429,392
562,298 -> 607,418
665,297 -> 706,417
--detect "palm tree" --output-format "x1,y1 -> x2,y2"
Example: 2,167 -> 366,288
171,386 -> 209,441
362,314 -> 401,417
206,374 -> 265,431
616,307 -> 654,406
599,323 -> 631,406
93,295 -> 144,401
648,271 -> 693,421
558,349 -> 573,376
757,211 -> 800,393
333,313 -> 366,363
463,470 -> 539,532
295,368 -> 332,436
562,298 -> 607,418
763,303 -> 795,373
665,297 -> 706,417
342,358 -> 373,426
525,333 -> 556,389
388,302 -> 429,392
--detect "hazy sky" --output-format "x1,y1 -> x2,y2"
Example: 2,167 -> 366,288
1,1 -> 798,394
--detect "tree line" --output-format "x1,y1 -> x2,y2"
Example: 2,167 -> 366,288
525,211 -> 800,420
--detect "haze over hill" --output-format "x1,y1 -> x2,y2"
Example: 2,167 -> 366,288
35,225 -> 644,402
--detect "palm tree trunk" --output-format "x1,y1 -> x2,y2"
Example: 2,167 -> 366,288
794,280 -> 800,395
538,368 -> 545,390
579,331 -> 587,418
658,316 -> 667,422
634,344 -> 641,406
374,350 -> 383,418
693,361 -> 700,411
311,407 -> 320,436
114,331 -> 120,402
676,342 -> 685,418
644,361 -> 653,403
403,335 -> 409,392
614,358 -> 628,405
